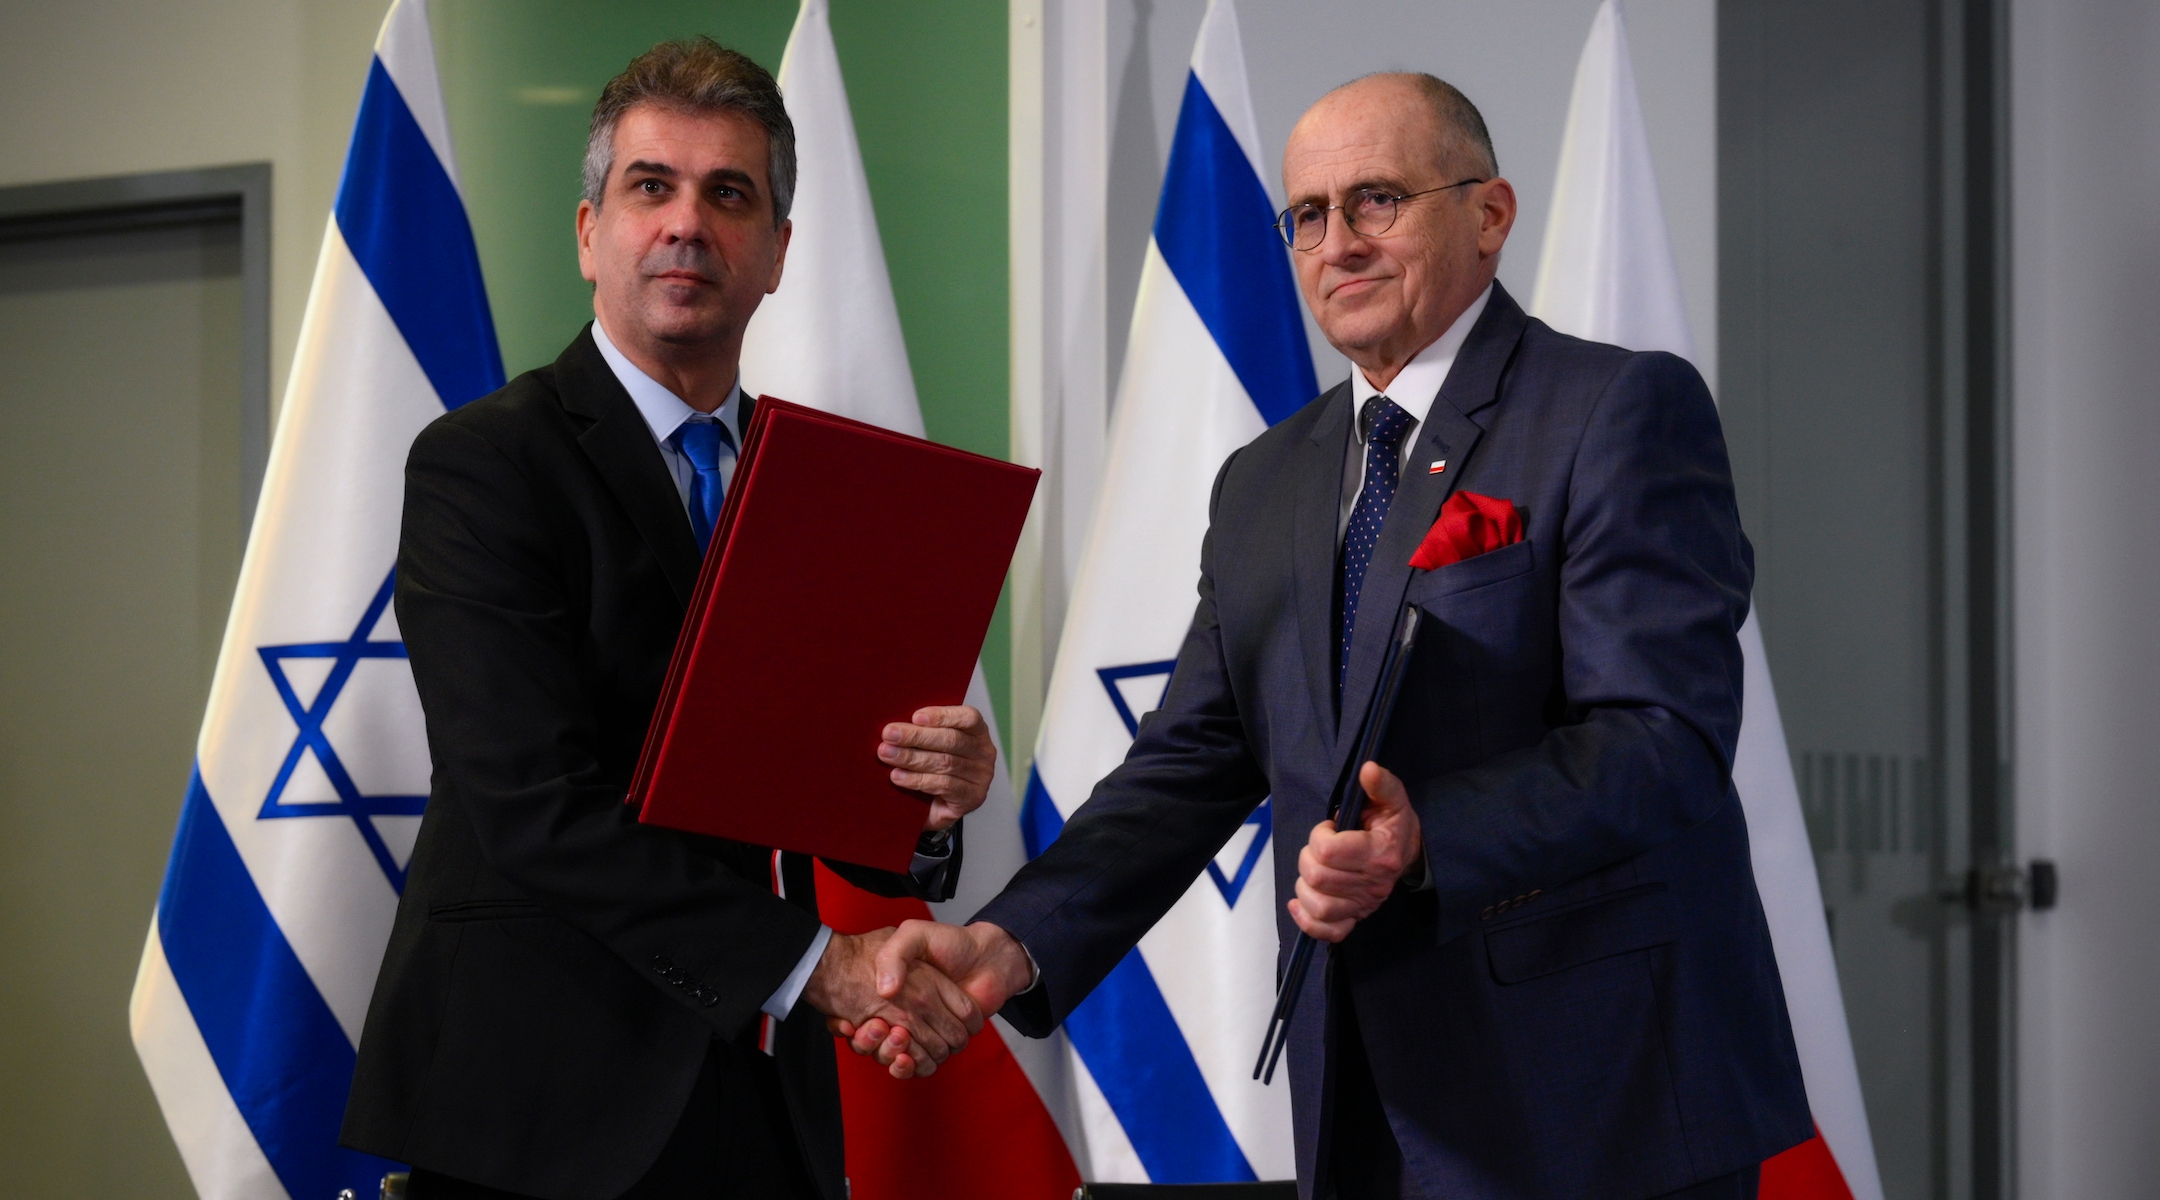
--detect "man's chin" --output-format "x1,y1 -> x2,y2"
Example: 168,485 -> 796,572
630,305 -> 730,348
1317,308 -> 1405,357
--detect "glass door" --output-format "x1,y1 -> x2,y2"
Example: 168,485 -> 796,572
1720,0 -> 2015,1195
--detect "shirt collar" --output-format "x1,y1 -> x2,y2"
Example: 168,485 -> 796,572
591,317 -> 742,447
1347,282 -> 1493,440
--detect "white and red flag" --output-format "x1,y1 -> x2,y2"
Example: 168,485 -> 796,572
1530,4 -> 1883,1199
737,3 -> 1080,1196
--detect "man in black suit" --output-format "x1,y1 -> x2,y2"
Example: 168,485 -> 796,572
866,74 -> 1812,1199
341,39 -> 989,1200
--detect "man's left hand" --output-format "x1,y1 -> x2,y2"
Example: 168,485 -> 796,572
880,705 -> 996,831
1289,761 -> 1423,942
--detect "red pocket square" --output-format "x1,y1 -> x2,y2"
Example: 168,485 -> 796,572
1409,491 -> 1523,570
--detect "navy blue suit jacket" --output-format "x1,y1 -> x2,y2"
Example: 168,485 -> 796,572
977,284 -> 1811,1199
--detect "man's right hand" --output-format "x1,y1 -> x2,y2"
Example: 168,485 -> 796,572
836,921 -> 1034,1070
802,928 -> 982,1078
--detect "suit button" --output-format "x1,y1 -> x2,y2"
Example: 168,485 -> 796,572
1480,906 -> 1494,921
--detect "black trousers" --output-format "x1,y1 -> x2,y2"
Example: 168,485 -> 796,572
407,1037 -> 821,1200
1325,996 -> 1758,1200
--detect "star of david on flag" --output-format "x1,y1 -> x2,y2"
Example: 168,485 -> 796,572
1093,660 -> 1272,908
1095,659 -> 1176,737
129,3 -> 503,1197
253,570 -> 427,892
1019,0 -> 1315,1184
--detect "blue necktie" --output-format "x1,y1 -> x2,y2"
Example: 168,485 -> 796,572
671,416 -> 737,552
1340,396 -> 1415,693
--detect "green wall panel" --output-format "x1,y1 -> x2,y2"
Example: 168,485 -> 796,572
432,1 -> 796,378
432,1 -> 1013,730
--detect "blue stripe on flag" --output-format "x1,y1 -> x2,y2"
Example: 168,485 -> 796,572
1066,952 -> 1261,1183
156,770 -> 404,1199
335,59 -> 505,410
1020,766 -> 1066,861
1153,73 -> 1318,427
1022,769 -> 1258,1183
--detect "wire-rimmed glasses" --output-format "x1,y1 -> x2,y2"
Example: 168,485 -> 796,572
1273,179 -> 1486,251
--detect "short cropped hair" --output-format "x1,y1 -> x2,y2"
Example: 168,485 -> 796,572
1346,72 -> 1498,180
583,37 -> 796,224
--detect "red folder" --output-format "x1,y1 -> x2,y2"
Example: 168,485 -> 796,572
626,397 -> 1038,872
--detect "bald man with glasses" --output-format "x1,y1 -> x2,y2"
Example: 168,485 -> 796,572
870,73 -> 1812,1200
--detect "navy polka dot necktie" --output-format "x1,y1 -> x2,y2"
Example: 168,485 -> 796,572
671,415 -> 738,553
1340,395 -> 1416,694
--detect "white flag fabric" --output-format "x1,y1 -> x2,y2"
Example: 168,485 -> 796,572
1530,4 -> 1882,1198
1020,0 -> 1314,1182
739,8 -> 1087,1198
129,2 -> 503,1195
737,0 -> 1023,922
740,0 -> 926,443
1530,0 -> 1693,363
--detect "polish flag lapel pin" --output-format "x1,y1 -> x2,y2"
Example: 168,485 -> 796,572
1429,460 -> 1447,475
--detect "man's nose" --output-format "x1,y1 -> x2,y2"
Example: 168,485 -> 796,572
658,193 -> 709,244
1316,210 -> 1372,264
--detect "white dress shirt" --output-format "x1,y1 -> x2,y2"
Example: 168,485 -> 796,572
591,318 -> 954,1022
1338,282 -> 1493,541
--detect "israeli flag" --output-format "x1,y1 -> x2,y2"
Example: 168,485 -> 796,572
1020,0 -> 1316,1183
128,2 -> 502,1196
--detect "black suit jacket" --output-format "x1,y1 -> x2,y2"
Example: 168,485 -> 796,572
978,284 -> 1810,1200
341,327 -> 952,1200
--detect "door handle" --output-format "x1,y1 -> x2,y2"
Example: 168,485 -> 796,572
1938,860 -> 2057,911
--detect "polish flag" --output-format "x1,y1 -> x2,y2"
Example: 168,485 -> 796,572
1528,4 -> 1882,1198
738,3 -> 1081,1196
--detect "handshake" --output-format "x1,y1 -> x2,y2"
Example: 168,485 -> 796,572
800,920 -> 1035,1079
803,707 -> 1426,1076
789,705 -> 1040,1077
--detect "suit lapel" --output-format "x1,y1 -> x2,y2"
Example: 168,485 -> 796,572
1292,383 -> 1354,745
1331,406 -> 1482,758
556,325 -> 703,606
1331,285 -> 1529,766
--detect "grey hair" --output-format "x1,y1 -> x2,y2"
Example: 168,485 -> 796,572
581,36 -> 796,224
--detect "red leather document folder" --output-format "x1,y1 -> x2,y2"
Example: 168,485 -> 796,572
627,397 -> 1039,872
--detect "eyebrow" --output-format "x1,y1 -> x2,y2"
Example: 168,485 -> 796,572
619,160 -> 761,195
1297,174 -> 1415,206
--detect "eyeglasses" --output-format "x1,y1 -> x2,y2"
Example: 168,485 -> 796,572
1273,179 -> 1486,251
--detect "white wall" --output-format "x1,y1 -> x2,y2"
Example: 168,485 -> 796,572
2011,1 -> 2160,1195
0,0 -> 388,411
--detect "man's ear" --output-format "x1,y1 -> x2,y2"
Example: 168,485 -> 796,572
1476,178 -> 1518,258
575,198 -> 600,284
766,219 -> 793,295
